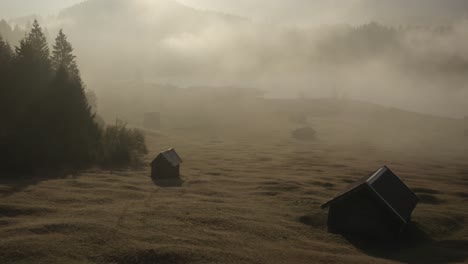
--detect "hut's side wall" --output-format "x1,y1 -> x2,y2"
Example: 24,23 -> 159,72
328,188 -> 403,239
151,157 -> 180,179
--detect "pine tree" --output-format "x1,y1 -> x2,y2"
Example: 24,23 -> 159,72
0,35 -> 13,66
0,36 -> 13,97
0,35 -> 13,136
6,20 -> 53,171
42,66 -> 100,167
0,35 -> 13,112
14,19 -> 51,93
16,20 -> 50,66
13,20 -> 52,110
43,30 -> 100,167
51,29 -> 80,80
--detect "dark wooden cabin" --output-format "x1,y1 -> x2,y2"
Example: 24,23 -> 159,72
151,148 -> 182,179
321,166 -> 419,239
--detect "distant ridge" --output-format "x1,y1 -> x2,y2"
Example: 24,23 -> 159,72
58,0 -> 247,24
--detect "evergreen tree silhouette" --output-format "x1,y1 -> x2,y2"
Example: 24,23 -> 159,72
14,19 -> 52,107
0,35 -> 12,70
6,21 -> 52,170
16,20 -> 50,67
51,29 -> 80,81
44,29 -> 101,167
0,35 -> 13,140
42,66 -> 100,167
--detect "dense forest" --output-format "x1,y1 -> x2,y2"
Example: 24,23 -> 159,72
0,20 -> 147,174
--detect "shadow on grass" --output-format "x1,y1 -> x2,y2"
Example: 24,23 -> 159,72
0,170 -> 74,197
151,176 -> 184,188
345,222 -> 468,264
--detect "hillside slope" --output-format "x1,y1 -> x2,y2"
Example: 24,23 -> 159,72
0,99 -> 467,263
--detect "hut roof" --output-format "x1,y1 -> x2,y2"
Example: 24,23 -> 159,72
321,166 -> 419,224
152,148 -> 182,167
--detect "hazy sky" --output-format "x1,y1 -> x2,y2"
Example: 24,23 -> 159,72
0,0 -> 370,25
1,0 -> 467,25
0,0 -> 82,19
178,0 -> 361,24
178,0 -> 468,25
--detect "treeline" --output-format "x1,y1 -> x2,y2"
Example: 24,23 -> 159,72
0,20 -> 147,174
315,22 -> 399,61
309,22 -> 468,71
0,20 -> 25,46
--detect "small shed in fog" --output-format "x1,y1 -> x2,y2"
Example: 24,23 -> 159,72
292,127 -> 316,141
321,166 -> 419,239
151,148 -> 182,179
143,112 -> 161,130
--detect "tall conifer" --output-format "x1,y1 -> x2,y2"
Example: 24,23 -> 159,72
51,29 -> 80,81
16,20 -> 50,67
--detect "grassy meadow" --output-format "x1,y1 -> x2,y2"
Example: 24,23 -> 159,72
0,96 -> 467,264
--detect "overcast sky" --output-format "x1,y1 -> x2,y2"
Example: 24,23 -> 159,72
178,0 -> 468,25
0,0 -> 82,19
0,0 -> 370,25
178,0 -> 361,24
1,0 -> 467,25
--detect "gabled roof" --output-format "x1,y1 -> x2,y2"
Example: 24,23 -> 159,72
152,148 -> 182,167
321,166 -> 419,224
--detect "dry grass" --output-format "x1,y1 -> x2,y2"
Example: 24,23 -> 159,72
0,98 -> 467,264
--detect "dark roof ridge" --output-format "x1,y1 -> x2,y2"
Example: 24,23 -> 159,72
152,148 -> 183,167
320,166 -> 418,224
320,167 -> 383,209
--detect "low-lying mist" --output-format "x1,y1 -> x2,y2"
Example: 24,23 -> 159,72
2,0 -> 468,118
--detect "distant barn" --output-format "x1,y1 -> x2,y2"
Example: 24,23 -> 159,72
143,112 -> 161,130
151,148 -> 182,179
321,166 -> 419,239
292,127 -> 316,141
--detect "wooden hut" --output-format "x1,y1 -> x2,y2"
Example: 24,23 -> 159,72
292,127 -> 316,141
321,166 -> 419,239
151,148 -> 182,179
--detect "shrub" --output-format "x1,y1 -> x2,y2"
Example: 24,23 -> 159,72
100,120 -> 148,167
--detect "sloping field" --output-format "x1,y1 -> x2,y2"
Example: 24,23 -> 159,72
0,99 -> 467,264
